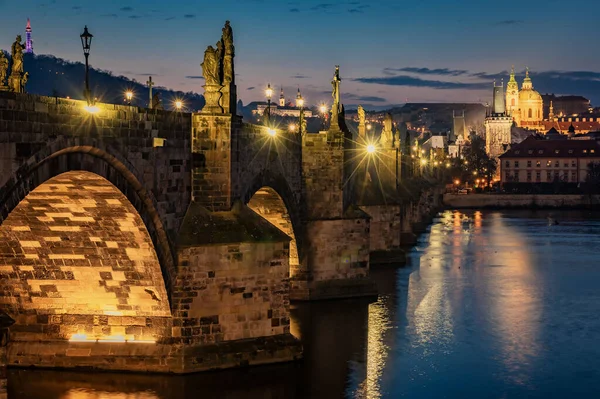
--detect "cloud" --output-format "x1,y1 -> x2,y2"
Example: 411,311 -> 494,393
72,6 -> 81,10
247,87 -> 255,91
290,74 -> 311,79
310,3 -> 334,10
120,6 -> 133,11
100,13 -> 118,18
353,75 -> 489,90
184,14 -> 196,18
495,19 -> 523,25
185,75 -> 204,79
164,17 -> 176,20
385,67 -> 469,76
348,8 -> 363,13
290,8 -> 300,12
128,15 -> 142,19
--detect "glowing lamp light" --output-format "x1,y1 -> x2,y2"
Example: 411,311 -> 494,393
69,333 -> 155,344
454,179 -> 460,185
446,162 -> 451,168
473,171 -> 478,175
366,144 -> 376,154
288,123 -> 297,132
420,159 -> 427,165
267,128 -> 277,137
265,83 -> 273,100
175,100 -> 183,110
297,97 -> 304,108
125,90 -> 133,101
367,123 -> 372,131
84,105 -> 100,114
319,103 -> 327,114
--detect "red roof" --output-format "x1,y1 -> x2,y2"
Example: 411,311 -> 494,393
541,121 -> 600,131
500,135 -> 600,158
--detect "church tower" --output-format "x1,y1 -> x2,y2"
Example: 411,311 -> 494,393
518,68 -> 543,127
505,66 -> 519,123
295,88 -> 302,108
25,18 -> 33,54
485,81 -> 513,160
279,86 -> 285,107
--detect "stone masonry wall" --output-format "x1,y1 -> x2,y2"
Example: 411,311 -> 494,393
302,133 -> 345,220
0,171 -> 170,344
360,205 -> 402,252
173,241 -> 291,345
0,92 -> 191,242
191,114 -> 232,211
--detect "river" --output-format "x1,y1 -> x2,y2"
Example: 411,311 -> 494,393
9,210 -> 600,398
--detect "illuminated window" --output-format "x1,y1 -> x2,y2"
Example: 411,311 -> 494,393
528,108 -> 532,118
555,150 -> 560,154
568,149 -> 574,154
583,150 -> 588,153
592,149 -> 595,153
528,150 -> 533,154
547,160 -> 552,167
511,98 -> 515,106
536,160 -> 541,167
538,150 -> 543,154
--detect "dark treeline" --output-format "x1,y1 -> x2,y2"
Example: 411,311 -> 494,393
7,52 -> 206,111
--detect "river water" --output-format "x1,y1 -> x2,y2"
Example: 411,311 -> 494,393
9,210 -> 600,398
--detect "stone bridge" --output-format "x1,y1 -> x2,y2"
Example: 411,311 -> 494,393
0,22 -> 443,373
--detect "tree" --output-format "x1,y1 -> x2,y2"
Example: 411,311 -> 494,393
585,162 -> 600,194
461,135 -> 497,187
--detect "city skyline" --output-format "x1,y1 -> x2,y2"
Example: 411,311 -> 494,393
0,0 -> 600,107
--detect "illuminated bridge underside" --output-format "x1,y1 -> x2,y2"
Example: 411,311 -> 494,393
0,171 -> 170,344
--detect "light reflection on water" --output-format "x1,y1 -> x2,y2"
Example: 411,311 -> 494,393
9,210 -> 600,398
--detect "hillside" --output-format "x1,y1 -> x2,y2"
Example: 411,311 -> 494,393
16,53 -> 205,111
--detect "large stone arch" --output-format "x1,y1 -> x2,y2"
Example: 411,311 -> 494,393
0,138 -> 176,304
242,171 -> 305,279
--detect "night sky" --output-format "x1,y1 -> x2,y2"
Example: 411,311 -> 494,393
1,0 -> 600,108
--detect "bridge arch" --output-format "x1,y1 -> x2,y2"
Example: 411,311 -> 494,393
242,172 -> 304,278
0,139 -> 177,307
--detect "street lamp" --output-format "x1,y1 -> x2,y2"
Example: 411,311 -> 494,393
125,90 -> 133,105
297,94 -> 304,135
175,100 -> 183,111
366,143 -> 376,154
288,123 -> 297,133
265,83 -> 273,124
319,103 -> 327,130
80,26 -> 93,105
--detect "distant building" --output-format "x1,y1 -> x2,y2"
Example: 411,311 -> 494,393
251,88 -> 313,118
542,94 -> 590,118
485,81 -> 512,159
499,134 -> 600,184
25,18 -> 33,54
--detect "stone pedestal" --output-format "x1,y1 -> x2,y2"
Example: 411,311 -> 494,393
202,84 -> 224,113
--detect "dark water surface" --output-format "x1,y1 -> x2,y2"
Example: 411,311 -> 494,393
10,210 -> 600,398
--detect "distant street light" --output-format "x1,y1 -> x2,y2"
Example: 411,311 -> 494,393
297,94 -> 304,135
267,128 -> 276,137
125,90 -> 133,105
80,26 -> 93,105
288,123 -> 297,132
265,83 -> 273,125
366,144 -> 376,154
175,100 -> 183,111
319,103 -> 327,130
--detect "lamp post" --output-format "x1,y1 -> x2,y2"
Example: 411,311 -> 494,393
297,94 -> 304,135
175,100 -> 183,111
125,90 -> 133,106
319,103 -> 327,130
265,83 -> 273,125
80,26 -> 93,105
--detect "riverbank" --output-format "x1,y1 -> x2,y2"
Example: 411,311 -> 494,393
443,193 -> 600,209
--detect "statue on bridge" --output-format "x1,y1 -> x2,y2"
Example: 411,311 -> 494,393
330,65 -> 341,130
8,35 -> 26,93
0,52 -> 8,89
200,21 -> 237,114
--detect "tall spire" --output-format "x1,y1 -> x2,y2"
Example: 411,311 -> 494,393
279,85 -> 285,107
522,66 -> 533,90
549,100 -> 555,120
25,18 -> 33,54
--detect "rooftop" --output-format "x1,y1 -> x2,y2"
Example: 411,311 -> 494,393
500,135 -> 600,159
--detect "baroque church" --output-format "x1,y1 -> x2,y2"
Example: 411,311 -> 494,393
505,67 -> 543,129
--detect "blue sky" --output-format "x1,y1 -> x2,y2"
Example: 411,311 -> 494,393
1,0 -> 600,108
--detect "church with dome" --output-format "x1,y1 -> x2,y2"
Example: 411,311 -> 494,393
505,67 -> 544,129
